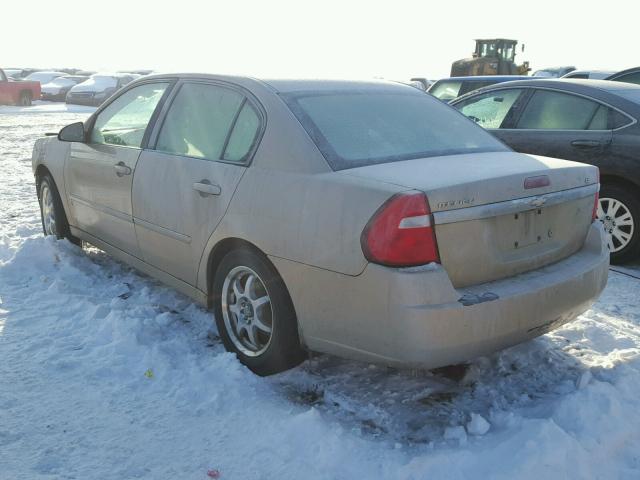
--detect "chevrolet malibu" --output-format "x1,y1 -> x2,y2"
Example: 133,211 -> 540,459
32,74 -> 609,375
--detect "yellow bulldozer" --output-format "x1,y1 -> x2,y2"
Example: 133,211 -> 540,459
451,39 -> 530,77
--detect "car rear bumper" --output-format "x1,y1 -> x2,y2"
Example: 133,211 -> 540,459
389,222 -> 609,368
274,222 -> 609,369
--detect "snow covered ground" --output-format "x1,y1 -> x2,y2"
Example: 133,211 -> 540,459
1,106 -> 640,479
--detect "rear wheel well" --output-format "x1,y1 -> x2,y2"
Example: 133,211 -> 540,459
206,238 -> 267,306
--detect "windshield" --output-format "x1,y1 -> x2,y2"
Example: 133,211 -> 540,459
282,89 -> 508,170
429,81 -> 462,101
75,76 -> 117,90
47,77 -> 76,87
478,42 -> 497,57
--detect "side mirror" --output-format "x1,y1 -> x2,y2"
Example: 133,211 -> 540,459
58,122 -> 85,142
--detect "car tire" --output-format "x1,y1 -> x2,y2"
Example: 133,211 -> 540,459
19,91 -> 32,106
598,183 -> 640,263
38,174 -> 81,246
212,247 -> 306,376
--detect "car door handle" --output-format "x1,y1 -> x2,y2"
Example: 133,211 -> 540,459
114,162 -> 132,176
193,181 -> 221,197
571,140 -> 601,148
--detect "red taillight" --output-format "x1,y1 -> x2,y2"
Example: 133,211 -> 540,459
592,190 -> 599,222
592,168 -> 600,222
361,192 -> 440,267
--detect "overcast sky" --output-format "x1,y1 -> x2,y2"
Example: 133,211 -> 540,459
4,0 -> 636,80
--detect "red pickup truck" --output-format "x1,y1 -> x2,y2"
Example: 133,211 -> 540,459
0,68 -> 41,106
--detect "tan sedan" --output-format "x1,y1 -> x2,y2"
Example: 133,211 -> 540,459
32,74 -> 609,375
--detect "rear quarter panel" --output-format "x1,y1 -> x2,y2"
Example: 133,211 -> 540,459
197,168 -> 406,293
606,124 -> 640,187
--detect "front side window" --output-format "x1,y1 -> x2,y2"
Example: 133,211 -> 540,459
156,83 -> 246,161
283,90 -> 508,170
90,82 -> 169,147
516,90 -> 604,130
455,89 -> 523,129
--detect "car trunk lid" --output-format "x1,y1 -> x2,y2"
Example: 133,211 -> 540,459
342,151 -> 599,287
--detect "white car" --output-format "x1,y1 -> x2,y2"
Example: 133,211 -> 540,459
33,74 -> 609,375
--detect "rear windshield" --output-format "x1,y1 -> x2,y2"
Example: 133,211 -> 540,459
428,81 -> 462,101
282,89 -> 508,170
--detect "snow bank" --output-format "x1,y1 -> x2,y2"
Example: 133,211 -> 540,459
1,109 -> 640,479
0,100 -> 96,114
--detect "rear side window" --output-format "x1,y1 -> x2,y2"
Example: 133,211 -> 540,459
283,90 -> 508,170
222,102 -> 261,162
516,90 -> 604,130
90,82 -> 169,148
455,89 -> 523,128
613,72 -> 640,85
610,110 -> 633,129
156,83 -> 248,161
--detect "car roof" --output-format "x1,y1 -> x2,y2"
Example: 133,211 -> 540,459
533,66 -> 575,72
28,71 -> 67,75
455,78 -> 640,94
140,73 -> 420,94
435,76 -> 530,82
90,72 -> 137,78
564,69 -> 615,75
258,78 -> 417,93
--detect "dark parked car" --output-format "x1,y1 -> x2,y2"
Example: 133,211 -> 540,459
428,75 -> 530,102
562,70 -> 615,80
66,74 -> 138,106
451,79 -> 640,262
41,75 -> 88,101
605,67 -> 640,86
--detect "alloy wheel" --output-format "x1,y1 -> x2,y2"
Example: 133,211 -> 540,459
221,266 -> 273,356
41,184 -> 57,236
